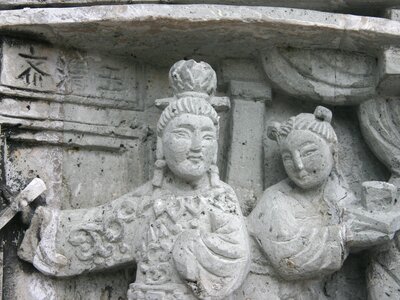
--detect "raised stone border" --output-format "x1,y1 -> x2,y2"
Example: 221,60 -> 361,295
1,4 -> 400,65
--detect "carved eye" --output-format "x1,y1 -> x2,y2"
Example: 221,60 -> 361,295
172,129 -> 190,139
202,133 -> 215,141
301,148 -> 318,158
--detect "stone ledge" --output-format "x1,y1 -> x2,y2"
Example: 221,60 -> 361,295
0,0 -> 399,15
1,5 -> 400,65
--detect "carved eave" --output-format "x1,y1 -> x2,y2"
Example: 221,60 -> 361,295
0,0 -> 399,14
0,4 -> 400,67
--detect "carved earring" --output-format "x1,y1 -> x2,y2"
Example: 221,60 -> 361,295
152,137 -> 166,188
209,152 -> 220,187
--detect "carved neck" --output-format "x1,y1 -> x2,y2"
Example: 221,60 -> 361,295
294,182 -> 326,204
162,169 -> 211,194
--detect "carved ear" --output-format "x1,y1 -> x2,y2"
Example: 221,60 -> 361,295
212,149 -> 218,165
152,137 -> 167,187
314,106 -> 332,123
267,122 -> 281,141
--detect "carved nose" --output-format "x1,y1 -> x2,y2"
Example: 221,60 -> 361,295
293,151 -> 304,171
190,135 -> 202,152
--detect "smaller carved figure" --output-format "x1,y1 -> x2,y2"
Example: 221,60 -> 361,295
247,106 -> 400,299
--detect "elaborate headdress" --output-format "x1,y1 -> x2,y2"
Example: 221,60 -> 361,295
153,60 -> 224,188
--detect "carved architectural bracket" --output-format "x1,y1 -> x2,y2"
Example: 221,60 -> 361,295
261,47 -> 377,105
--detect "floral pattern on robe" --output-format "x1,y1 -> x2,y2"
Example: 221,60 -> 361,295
19,181 -> 250,300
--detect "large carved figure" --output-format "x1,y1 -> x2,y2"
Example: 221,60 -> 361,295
18,60 -> 250,300
247,106 -> 400,299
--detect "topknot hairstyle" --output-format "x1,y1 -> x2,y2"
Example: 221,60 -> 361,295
169,59 -> 217,98
267,106 -> 337,145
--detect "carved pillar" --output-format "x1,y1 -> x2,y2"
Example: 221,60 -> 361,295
0,38 -> 152,299
221,59 -> 271,215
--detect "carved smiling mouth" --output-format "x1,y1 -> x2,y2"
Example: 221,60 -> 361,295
187,154 -> 203,163
297,170 -> 309,179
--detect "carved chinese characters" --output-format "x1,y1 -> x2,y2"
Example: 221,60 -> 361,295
0,39 -> 143,111
1,42 -> 58,92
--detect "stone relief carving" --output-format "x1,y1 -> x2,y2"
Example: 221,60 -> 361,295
2,43 -> 398,300
359,98 -> 400,300
261,48 -> 377,105
2,2 -> 400,299
18,60 -> 251,300
247,106 -> 400,299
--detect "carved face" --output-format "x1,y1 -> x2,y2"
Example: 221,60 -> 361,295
162,113 -> 217,183
280,130 -> 333,190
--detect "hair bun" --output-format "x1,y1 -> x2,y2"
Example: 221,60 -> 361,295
267,122 -> 281,141
314,106 -> 332,123
169,59 -> 217,98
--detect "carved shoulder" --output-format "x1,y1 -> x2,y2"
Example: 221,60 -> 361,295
248,179 -> 297,237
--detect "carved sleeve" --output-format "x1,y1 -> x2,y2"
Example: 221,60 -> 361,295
248,191 -> 346,281
172,190 -> 250,300
19,191 -> 141,277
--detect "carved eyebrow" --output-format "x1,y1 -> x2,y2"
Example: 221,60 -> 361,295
201,126 -> 214,132
299,141 -> 315,149
176,123 -> 195,131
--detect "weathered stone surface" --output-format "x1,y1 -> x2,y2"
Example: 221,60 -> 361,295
377,47 -> 400,96
1,39 -> 144,110
16,60 -> 250,300
358,97 -> 400,300
2,2 -> 400,300
261,47 -> 377,105
0,0 -> 399,15
246,107 -> 400,299
361,181 -> 397,211
222,59 -> 271,215
0,5 -> 400,66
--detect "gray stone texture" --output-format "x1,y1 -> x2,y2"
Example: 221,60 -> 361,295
1,2 -> 400,300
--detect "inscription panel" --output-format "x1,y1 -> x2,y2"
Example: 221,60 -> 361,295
0,39 -> 144,110
1,42 -> 58,92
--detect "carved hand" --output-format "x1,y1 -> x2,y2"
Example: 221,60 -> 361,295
18,206 -> 67,275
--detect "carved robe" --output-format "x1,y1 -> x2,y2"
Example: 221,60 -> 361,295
18,181 -> 250,300
247,179 -> 347,300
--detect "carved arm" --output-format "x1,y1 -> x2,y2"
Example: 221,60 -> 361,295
18,191 -> 140,277
248,191 -> 346,281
